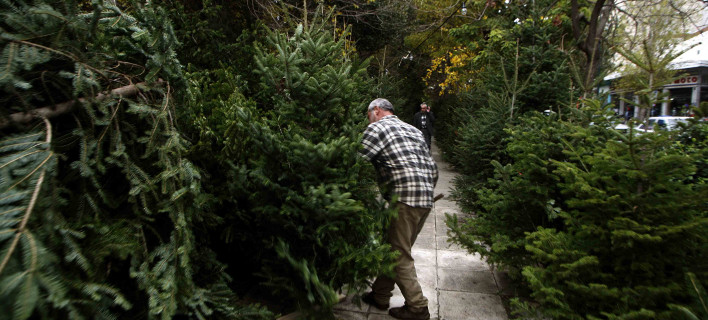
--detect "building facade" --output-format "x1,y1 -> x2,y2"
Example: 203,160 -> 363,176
600,30 -> 708,119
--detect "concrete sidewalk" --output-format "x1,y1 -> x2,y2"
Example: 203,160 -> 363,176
333,141 -> 511,320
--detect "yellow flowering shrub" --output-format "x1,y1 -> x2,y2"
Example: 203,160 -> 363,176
424,47 -> 475,95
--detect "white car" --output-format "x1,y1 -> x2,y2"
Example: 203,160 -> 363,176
614,123 -> 630,131
613,123 -> 644,135
636,116 -> 690,132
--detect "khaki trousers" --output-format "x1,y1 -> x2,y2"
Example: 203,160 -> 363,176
371,202 -> 431,309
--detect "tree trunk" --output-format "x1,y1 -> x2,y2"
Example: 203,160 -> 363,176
571,0 -> 614,97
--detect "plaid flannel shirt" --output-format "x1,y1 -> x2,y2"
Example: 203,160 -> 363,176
360,115 -> 438,208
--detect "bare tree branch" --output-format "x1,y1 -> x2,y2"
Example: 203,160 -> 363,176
1,80 -> 164,129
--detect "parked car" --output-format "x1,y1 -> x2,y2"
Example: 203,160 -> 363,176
614,123 -> 642,134
614,123 -> 630,130
636,116 -> 691,133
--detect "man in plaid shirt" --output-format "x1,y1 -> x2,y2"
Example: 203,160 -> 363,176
360,98 -> 438,320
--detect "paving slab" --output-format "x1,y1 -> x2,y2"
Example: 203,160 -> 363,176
434,206 -> 462,215
434,199 -> 458,209
436,236 -> 464,251
418,265 -> 440,318
434,187 -> 455,197
411,248 -> 437,267
438,250 -> 490,271
331,141 -> 507,320
414,233 -> 437,250
438,291 -> 507,320
422,217 -> 436,230
368,285 -> 403,315
422,285 -> 439,319
439,268 -> 499,294
367,314 -> 441,320
333,310 -> 369,320
334,294 -> 370,313
417,265 -> 438,289
419,220 -> 436,236
435,214 -> 452,234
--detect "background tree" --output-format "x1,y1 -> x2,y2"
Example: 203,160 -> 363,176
435,0 -> 576,187
515,109 -> 707,319
568,0 -> 615,98
610,0 -> 706,122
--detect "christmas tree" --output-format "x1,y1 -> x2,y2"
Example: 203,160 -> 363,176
180,13 -> 399,315
0,1 -> 270,318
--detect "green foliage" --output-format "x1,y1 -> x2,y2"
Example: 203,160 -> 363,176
178,13 -> 398,317
447,106 -> 589,273
676,109 -> 708,186
450,91 -> 513,190
440,0 -> 707,318
521,119 -> 707,318
437,0 -> 577,174
0,123 -> 61,320
0,1 -> 271,319
450,98 -> 708,319
668,273 -> 708,320
370,72 -> 425,127
442,0 -> 604,291
244,18 -> 399,314
156,0 -> 257,72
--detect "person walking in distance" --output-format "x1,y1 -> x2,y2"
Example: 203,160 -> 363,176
413,102 -> 435,150
360,98 -> 438,320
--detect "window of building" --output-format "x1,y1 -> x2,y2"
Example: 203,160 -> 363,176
609,93 -> 620,114
623,93 -> 635,119
669,88 -> 692,115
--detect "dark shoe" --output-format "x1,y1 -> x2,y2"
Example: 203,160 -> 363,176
388,305 -> 430,320
361,291 -> 389,310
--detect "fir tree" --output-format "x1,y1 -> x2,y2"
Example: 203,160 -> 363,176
448,97 -> 708,318
1,1 -> 271,319
517,116 -> 708,319
217,10 -> 393,313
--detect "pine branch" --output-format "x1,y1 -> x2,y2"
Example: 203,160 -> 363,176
0,118 -> 50,275
0,80 -> 164,129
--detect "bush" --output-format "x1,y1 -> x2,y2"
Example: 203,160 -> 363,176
447,106 -> 581,274
449,100 -> 708,319
177,16 -> 399,317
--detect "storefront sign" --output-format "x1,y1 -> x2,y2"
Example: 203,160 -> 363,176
666,75 -> 700,86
